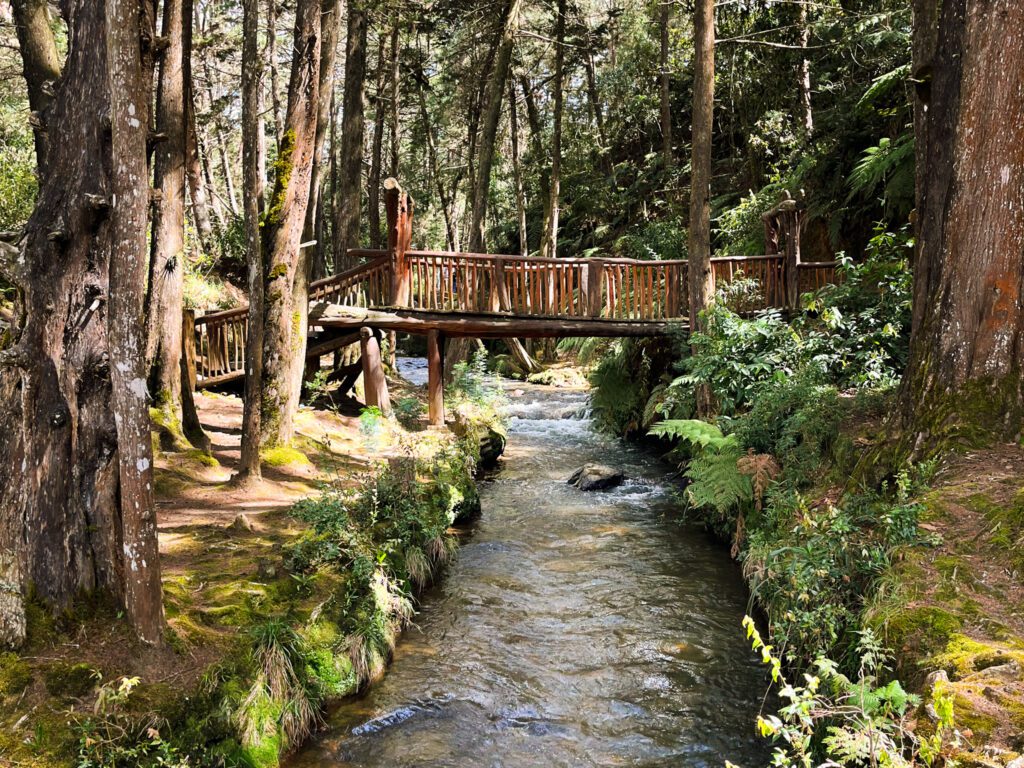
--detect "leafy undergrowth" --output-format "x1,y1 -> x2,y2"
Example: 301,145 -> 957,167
0,373 -> 504,767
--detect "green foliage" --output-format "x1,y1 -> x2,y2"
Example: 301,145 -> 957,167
448,350 -> 506,411
0,142 -> 37,231
394,397 -> 424,429
733,618 -> 958,768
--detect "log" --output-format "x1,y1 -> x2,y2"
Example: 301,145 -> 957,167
319,305 -> 684,338
359,326 -> 391,414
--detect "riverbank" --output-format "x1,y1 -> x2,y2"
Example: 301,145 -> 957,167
0,367 -> 503,767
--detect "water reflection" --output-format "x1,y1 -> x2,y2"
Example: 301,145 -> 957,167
291,368 -> 768,767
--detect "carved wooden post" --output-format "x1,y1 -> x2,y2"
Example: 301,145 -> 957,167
586,259 -> 605,317
181,309 -> 198,391
776,197 -> 802,311
427,329 -> 445,427
359,327 -> 391,414
384,177 -> 412,307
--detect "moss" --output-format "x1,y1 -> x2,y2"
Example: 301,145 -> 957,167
23,600 -> 58,650
880,605 -> 964,656
43,662 -> 97,698
268,262 -> 289,280
184,448 -> 220,468
261,445 -> 312,468
263,129 -> 297,227
0,651 -> 32,695
952,693 -> 1001,739
931,634 -> 1024,679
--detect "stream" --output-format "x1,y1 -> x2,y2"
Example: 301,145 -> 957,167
291,362 -> 769,767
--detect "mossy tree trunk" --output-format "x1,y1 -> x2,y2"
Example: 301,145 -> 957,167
332,0 -> 368,270
259,0 -> 322,448
0,0 -> 164,646
11,0 -> 61,178
899,0 -> 1024,452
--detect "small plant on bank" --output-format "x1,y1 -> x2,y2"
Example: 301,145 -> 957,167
732,617 -> 959,768
358,406 -> 386,448
394,396 -> 424,429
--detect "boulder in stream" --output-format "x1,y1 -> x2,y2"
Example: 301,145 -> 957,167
568,464 -> 624,491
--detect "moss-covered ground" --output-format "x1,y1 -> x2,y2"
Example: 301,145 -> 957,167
0,369 -> 501,768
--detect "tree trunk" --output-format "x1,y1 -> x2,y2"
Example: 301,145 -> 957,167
0,0 -> 164,647
184,0 -> 216,257
148,0 -> 198,449
106,0 -> 165,644
332,0 -> 368,270
302,0 -> 342,278
11,0 -> 61,177
468,0 -> 524,254
899,0 -> 1024,450
238,0 -> 267,482
659,1 -> 673,170
798,2 -> 813,138
509,77 -> 528,257
539,0 -> 565,260
367,33 -> 388,250
387,22 -> 400,178
266,0 -> 284,147
520,74 -> 550,211
259,0 -> 322,448
689,0 -> 716,414
418,85 -> 457,250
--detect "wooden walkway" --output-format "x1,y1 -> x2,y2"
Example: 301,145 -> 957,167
183,182 -> 838,423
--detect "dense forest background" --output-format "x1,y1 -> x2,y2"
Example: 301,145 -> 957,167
0,0 -> 912,286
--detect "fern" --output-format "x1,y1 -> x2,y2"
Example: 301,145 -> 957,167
685,443 -> 751,516
648,419 -> 736,451
737,450 -> 781,511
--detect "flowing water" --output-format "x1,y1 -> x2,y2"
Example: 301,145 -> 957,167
291,362 -> 769,767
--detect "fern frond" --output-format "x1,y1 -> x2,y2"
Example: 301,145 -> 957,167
685,444 -> 751,515
649,419 -> 737,451
737,450 -> 781,511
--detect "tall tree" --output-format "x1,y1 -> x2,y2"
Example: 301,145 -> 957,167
259,0 -> 322,447
302,0 -> 343,278
539,0 -> 566,260
899,0 -> 1024,450
367,31 -> 389,250
689,0 -> 716,414
11,0 -> 61,176
332,0 -> 369,270
659,1 -> 673,170
237,0 -> 267,482
147,0 -> 192,442
0,0 -> 164,646
468,0 -> 524,253
184,0 -> 217,257
509,77 -> 528,257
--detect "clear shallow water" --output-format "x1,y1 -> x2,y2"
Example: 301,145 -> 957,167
292,369 -> 769,767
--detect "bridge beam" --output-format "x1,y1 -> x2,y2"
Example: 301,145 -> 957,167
359,327 -> 391,415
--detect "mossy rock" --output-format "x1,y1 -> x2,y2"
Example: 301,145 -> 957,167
261,445 -> 312,468
43,662 -> 97,698
880,605 -> 964,658
0,651 -> 31,695
931,634 -> 1024,680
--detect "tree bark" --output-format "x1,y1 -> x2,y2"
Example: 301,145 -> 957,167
689,0 -> 716,415
11,0 -> 61,177
659,1 -> 673,170
147,0 -> 195,447
184,0 -> 216,254
468,0 -> 524,254
418,85 -> 457,250
238,0 -> 267,481
509,77 -> 528,257
0,0 -> 166,647
367,31 -> 389,250
259,0 -> 322,448
266,0 -> 284,147
302,0 -> 342,278
387,22 -> 400,178
798,2 -> 813,138
899,0 -> 1024,450
106,0 -> 165,644
332,0 -> 368,270
539,0 -> 565,260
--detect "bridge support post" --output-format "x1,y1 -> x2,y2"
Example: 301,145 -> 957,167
585,260 -> 605,317
427,329 -> 445,427
359,327 -> 391,415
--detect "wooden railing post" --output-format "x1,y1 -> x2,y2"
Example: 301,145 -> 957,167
181,309 -> 198,391
666,263 -> 681,318
586,259 -> 605,317
384,178 -> 412,307
781,202 -> 802,311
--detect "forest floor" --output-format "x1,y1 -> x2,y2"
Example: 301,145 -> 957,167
867,443 -> 1024,760
0,372 -> 450,766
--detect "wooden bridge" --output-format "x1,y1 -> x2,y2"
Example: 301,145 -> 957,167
183,182 -> 838,425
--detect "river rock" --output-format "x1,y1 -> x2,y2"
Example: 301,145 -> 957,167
568,464 -> 624,491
